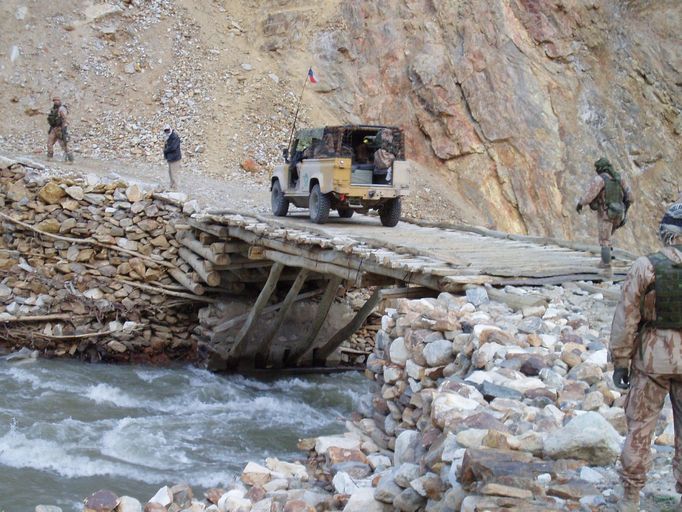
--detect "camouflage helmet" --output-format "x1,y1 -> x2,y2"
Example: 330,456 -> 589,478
594,157 -> 610,170
659,202 -> 682,245
594,157 -> 616,177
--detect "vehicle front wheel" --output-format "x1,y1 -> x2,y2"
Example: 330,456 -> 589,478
309,184 -> 331,224
271,180 -> 289,217
337,207 -> 354,219
379,198 -> 401,227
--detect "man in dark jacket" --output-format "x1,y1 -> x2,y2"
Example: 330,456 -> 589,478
163,124 -> 181,189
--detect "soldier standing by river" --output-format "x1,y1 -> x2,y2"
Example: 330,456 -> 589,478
46,96 -> 74,162
609,201 -> 682,512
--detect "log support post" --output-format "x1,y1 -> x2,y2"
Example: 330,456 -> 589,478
225,262 -> 285,367
312,287 -> 384,365
254,268 -> 310,368
287,276 -> 342,366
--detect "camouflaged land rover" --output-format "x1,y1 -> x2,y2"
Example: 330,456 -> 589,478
270,125 -> 410,227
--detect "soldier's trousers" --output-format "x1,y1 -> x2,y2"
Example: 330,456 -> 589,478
47,128 -> 70,159
167,160 -> 180,188
598,217 -> 620,246
620,368 -> 682,491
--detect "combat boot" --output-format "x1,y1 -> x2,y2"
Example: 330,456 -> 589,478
617,487 -> 640,512
599,246 -> 612,268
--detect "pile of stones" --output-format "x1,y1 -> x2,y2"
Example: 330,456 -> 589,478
0,160 -> 203,362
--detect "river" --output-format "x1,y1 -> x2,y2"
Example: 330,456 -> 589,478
0,358 -> 369,512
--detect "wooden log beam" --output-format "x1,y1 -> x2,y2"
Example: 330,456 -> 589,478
286,276 -> 342,366
223,224 -> 444,290
210,241 -> 248,254
0,313 -> 88,323
224,262 -> 285,367
214,259 -> 274,271
118,279 -> 217,303
168,268 -> 205,295
312,287 -> 384,365
262,249 -> 360,282
178,247 -> 221,287
178,233 -> 231,265
254,268 -> 310,368
188,219 -> 230,237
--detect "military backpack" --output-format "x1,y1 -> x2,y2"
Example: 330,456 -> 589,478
646,247 -> 682,329
590,173 -> 625,220
47,104 -> 66,128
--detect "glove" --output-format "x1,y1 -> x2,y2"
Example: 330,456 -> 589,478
576,203 -> 583,214
613,367 -> 630,389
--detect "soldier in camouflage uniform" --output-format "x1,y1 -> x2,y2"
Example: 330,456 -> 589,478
609,201 -> 682,512
46,96 -> 74,162
576,157 -> 633,267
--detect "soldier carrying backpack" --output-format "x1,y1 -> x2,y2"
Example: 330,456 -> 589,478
576,157 -> 633,268
609,201 -> 682,512
46,95 -> 74,162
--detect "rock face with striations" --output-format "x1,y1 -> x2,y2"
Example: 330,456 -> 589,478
264,0 -> 680,252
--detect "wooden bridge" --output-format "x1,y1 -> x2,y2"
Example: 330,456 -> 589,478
172,208 -> 633,371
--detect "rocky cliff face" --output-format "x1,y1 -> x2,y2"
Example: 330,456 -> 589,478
262,0 -> 681,252
1,0 -> 679,253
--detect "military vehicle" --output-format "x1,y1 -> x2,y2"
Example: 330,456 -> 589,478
270,125 -> 410,226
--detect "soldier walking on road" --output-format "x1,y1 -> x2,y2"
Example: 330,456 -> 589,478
609,201 -> 682,512
46,96 -> 74,162
162,124 -> 181,189
576,157 -> 633,268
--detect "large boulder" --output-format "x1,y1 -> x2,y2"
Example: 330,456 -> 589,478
543,412 -> 621,465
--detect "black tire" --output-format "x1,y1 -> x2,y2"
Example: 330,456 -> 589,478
380,198 -> 401,227
337,207 -> 354,219
271,180 -> 289,217
309,184 -> 331,224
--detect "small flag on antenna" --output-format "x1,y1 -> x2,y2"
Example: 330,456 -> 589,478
307,67 -> 318,84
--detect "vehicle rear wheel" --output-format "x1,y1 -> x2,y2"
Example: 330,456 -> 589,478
309,184 -> 331,224
337,207 -> 354,219
379,198 -> 401,227
271,180 -> 289,217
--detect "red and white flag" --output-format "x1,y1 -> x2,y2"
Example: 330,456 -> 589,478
307,67 -> 318,84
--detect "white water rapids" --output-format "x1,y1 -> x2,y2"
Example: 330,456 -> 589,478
0,358 -> 369,511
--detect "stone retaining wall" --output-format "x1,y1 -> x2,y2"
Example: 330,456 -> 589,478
0,162 -> 200,363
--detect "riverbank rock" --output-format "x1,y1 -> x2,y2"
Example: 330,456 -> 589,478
84,490 -> 119,512
544,412 -> 621,465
